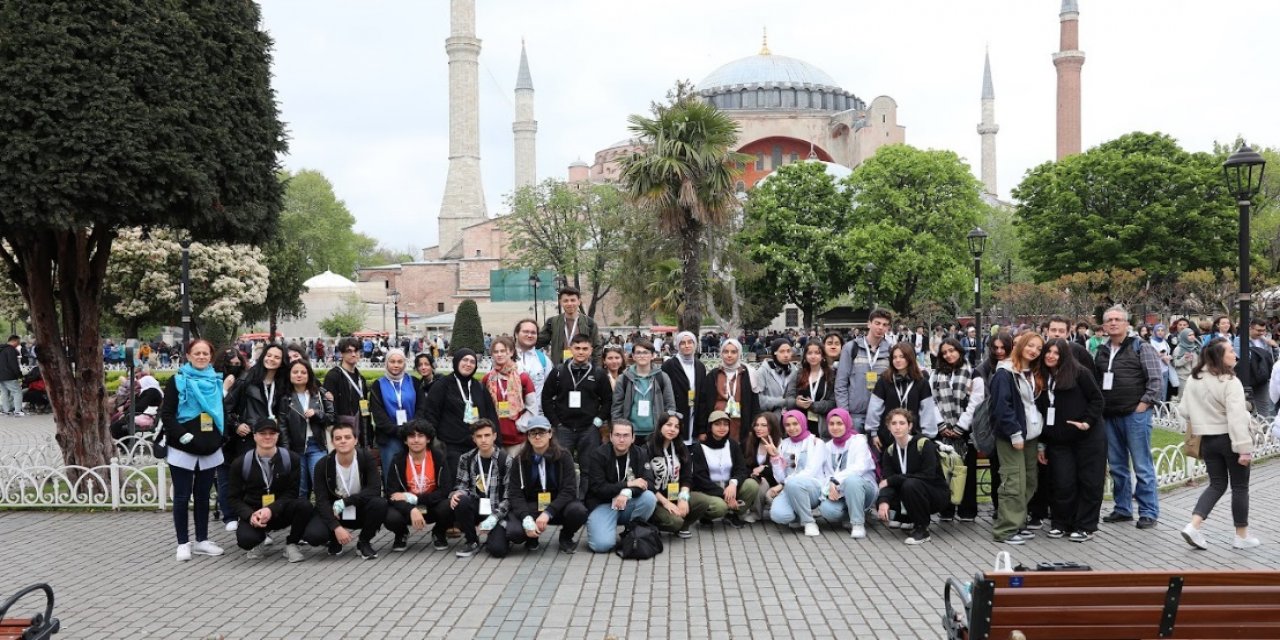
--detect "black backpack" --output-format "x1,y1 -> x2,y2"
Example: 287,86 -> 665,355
616,520 -> 664,560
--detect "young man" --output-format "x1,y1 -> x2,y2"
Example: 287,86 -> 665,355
514,318 -> 553,400
1046,315 -> 1098,375
662,331 -> 710,446
323,337 -> 371,448
1234,318 -> 1277,419
449,419 -> 512,558
610,339 -> 677,444
538,286 -> 603,366
541,335 -> 612,462
384,419 -> 452,552
312,423 -> 391,560
583,420 -> 657,553
494,417 -> 586,556
0,335 -> 22,416
228,418 -> 322,562
835,309 -> 894,436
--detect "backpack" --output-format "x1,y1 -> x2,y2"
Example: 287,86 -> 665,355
615,520 -> 664,560
970,393 -> 996,456
889,439 -> 966,506
240,449 -> 292,482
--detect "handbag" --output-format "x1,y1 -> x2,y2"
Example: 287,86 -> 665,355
1183,421 -> 1201,459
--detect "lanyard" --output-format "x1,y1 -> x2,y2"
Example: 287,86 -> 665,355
496,376 -> 510,400
894,379 -> 914,406
538,458 -> 547,491
634,377 -> 652,399
897,443 -> 909,474
477,455 -> 494,496
408,453 -> 429,493
616,455 -> 630,482
456,377 -> 473,405
724,370 -> 739,398
389,378 -> 404,409
567,365 -> 589,390
258,455 -> 274,493
336,457 -> 359,498
664,444 -> 679,483
339,367 -> 363,396
263,382 -> 276,418
1047,375 -> 1057,407
832,448 -> 847,471
564,316 -> 579,346
1106,342 -> 1121,372
808,372 -> 823,399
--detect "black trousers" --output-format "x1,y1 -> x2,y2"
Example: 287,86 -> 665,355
1193,434 -> 1251,527
487,502 -> 588,558
442,442 -> 473,493
314,496 -> 391,543
555,425 -> 601,464
1046,426 -> 1107,534
884,478 -> 948,530
940,441 -> 979,520
1027,460 -> 1054,521
453,493 -> 496,544
385,499 -> 454,539
236,498 -> 322,548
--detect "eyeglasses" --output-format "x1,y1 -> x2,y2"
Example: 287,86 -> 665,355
633,351 -> 652,356
528,430 -> 551,438
343,348 -> 359,354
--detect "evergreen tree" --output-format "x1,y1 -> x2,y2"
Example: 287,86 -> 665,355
450,300 -> 485,358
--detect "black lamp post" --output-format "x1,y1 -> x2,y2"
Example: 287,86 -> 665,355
529,273 -> 542,326
179,237 -> 192,349
967,227 -> 988,337
863,262 -> 876,314
389,290 -> 400,346
1223,144 -> 1267,400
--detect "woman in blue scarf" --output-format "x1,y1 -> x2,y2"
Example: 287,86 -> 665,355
160,339 -> 227,562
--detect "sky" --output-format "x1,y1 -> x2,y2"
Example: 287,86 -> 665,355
258,0 -> 1280,254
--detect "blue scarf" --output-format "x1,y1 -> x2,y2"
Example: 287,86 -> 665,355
379,376 -> 416,421
175,363 -> 224,434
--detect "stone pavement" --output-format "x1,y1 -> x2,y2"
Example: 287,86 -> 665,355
1,414 -> 1278,639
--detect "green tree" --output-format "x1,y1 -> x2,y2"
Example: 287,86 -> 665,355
739,162 -> 855,328
450,299 -> 484,356
0,1 -> 285,469
277,170 -> 369,278
317,295 -> 367,337
1014,132 -> 1236,281
841,145 -> 984,317
358,242 -> 417,268
621,82 -> 746,333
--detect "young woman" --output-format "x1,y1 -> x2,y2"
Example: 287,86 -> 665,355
276,359 -> 334,499
1035,338 -> 1104,542
768,410 -> 825,536
757,338 -> 796,415
492,420 -> 586,556
601,346 -> 626,392
1202,315 -> 1234,347
160,339 -> 226,561
646,414 -> 714,538
414,352 -> 437,397
988,331 -> 1044,545
786,342 -> 835,437
866,342 -> 938,449
742,412 -> 784,522
689,411 -> 760,528
423,349 -> 501,486
697,339 -> 759,443
214,347 -> 245,395
1173,327 -> 1200,400
369,349 -> 424,475
817,408 -> 878,539
823,332 -> 844,378
228,343 -> 285,459
876,408 -> 949,545
482,337 -> 537,455
975,332 -> 1013,512
931,337 -> 982,522
1180,340 -> 1259,550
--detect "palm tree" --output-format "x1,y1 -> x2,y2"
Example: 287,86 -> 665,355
621,85 -> 744,333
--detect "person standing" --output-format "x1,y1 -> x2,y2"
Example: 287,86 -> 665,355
1172,327 -> 1201,401
422,349 -> 500,486
1234,318 -> 1277,419
0,335 -> 23,416
323,337 -> 371,449
989,332 -> 1045,545
865,342 -> 939,450
160,339 -> 226,561
835,309 -> 893,432
757,338 -> 796,416
369,349 -> 422,475
482,337 -> 537,455
542,335 -> 612,462
583,420 -> 658,553
931,338 -> 982,522
610,339 -> 676,445
787,342 -> 836,437
537,286 -> 603,366
226,343 -> 285,460
1036,338 -> 1105,542
514,319 -> 553,400
311,423 -> 391,560
1095,305 -> 1163,530
697,339 -> 759,443
661,331 -> 710,446
276,359 -> 333,499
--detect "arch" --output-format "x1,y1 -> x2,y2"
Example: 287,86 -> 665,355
734,136 -> 837,191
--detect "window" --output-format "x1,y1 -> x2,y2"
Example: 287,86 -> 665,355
755,153 -> 764,171
789,153 -> 799,164
735,181 -> 745,193
785,308 -> 799,327
771,146 -> 783,170
437,303 -> 445,313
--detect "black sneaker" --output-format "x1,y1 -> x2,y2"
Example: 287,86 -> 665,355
392,535 -> 408,552
455,541 -> 480,558
432,534 -> 449,551
525,538 -> 540,552
356,540 -> 377,560
724,514 -> 746,529
904,528 -> 931,545
1047,528 -> 1066,539
1026,517 -> 1045,529
1136,516 -> 1158,530
558,538 -> 577,554
327,540 -> 343,556
1102,511 -> 1133,523
1017,528 -> 1037,539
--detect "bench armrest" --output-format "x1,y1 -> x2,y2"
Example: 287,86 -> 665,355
0,583 -> 59,640
944,577 -> 973,639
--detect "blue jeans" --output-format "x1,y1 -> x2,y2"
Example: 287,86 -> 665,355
585,491 -> 657,553
299,439 -> 327,498
818,475 -> 879,525
379,438 -> 405,485
769,476 -> 824,525
1105,409 -> 1159,519
0,379 -> 21,413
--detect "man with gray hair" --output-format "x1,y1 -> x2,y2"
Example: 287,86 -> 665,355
1093,305 -> 1163,530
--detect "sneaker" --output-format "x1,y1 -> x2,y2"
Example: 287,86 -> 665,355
1102,511 -> 1133,523
356,540 -> 377,560
225,521 -> 238,532
11,411 -> 24,417
283,543 -> 305,563
1180,524 -> 1208,550
327,540 -> 344,556
905,528 -> 931,545
191,540 -> 224,556
245,546 -> 263,560
263,535 -> 275,546
939,515 -> 954,523
432,535 -> 449,551
850,524 -> 867,539
525,538 -> 540,552
788,522 -> 804,530
724,514 -> 746,529
1017,528 -> 1037,539
803,522 -> 820,537
1046,528 -> 1066,539
887,520 -> 904,529
1232,536 -> 1261,549
1136,516 -> 1158,530
392,535 -> 408,552
176,543 -> 192,562
957,516 -> 977,523
1069,531 -> 1093,543
741,512 -> 760,524
1026,517 -> 1044,529
677,528 -> 693,539
456,541 -> 481,557
1002,534 -> 1027,545
558,538 -> 577,554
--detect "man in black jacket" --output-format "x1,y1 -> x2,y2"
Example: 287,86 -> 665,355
583,420 -> 657,553
312,423 -> 391,559
541,335 -> 611,463
385,420 -> 452,552
323,337 -> 371,448
0,335 -> 24,416
228,419 -> 325,562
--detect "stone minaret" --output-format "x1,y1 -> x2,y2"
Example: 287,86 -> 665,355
1053,0 -> 1085,160
437,0 -> 488,260
513,40 -> 537,191
977,50 -> 999,195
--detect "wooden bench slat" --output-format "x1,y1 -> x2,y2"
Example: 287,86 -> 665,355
0,618 -> 32,627
985,570 -> 1280,588
988,622 -> 1280,640
992,604 -> 1280,626
990,585 -> 1280,607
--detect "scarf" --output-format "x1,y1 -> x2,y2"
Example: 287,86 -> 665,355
782,410 -> 811,443
826,407 -> 856,445
1151,324 -> 1167,344
175,363 -> 224,434
702,431 -> 729,450
1177,328 -> 1200,353
931,365 -> 972,425
676,331 -> 697,365
486,358 -> 524,416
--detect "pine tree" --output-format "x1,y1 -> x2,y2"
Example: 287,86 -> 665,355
450,300 -> 485,357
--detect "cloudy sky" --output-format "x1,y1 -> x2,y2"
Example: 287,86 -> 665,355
259,0 -> 1280,253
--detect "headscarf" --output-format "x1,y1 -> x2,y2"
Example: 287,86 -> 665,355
487,349 -> 525,416
452,348 -> 477,377
138,375 -> 162,395
675,331 -> 697,365
1151,324 -> 1167,344
782,410 -> 812,443
1177,328 -> 1200,353
826,408 -> 856,446
719,339 -> 743,371
383,348 -> 407,382
175,362 -> 224,434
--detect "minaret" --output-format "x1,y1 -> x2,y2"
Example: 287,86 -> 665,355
513,40 -> 537,192
1053,0 -> 1085,160
437,0 -> 487,260
977,50 -> 999,195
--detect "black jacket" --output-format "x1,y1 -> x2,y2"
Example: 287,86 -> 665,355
226,377 -> 280,456
368,376 -> 426,445
0,344 -> 20,382
661,356 -> 710,441
159,377 -> 223,457
645,440 -> 693,494
877,435 -> 948,507
228,448 -> 302,520
583,443 -> 656,511
273,388 -> 334,455
384,446 -> 449,512
1035,367 -> 1104,445
506,448 -> 579,521
688,436 -> 750,499
313,448 -> 383,530
422,374 -> 500,448
322,366 -> 370,445
541,361 -> 611,432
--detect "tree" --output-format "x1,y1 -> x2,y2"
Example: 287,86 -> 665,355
0,1 -> 285,469
358,242 -> 417,268
277,170 -> 368,278
620,82 -> 746,333
317,295 -> 367,337
450,299 -> 484,355
841,145 -> 985,318
739,162 -> 855,328
1014,132 -> 1237,281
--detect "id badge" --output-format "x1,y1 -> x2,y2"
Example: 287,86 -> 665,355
476,476 -> 487,493
562,349 -> 573,361
1046,407 -> 1056,426
1102,372 -> 1114,390
395,409 -> 408,425
261,493 -> 275,507
463,401 -> 478,423
667,482 -> 680,500
199,412 -> 214,432
637,399 -> 651,418
498,401 -> 512,419
359,399 -> 370,417
726,399 -> 740,419
807,411 -> 821,424
342,505 -> 356,521
687,389 -> 695,404
865,371 -> 878,390
479,497 -> 492,516
537,491 -> 552,511
568,391 -> 582,409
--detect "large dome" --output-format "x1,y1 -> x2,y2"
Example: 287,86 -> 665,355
699,54 -> 841,92
697,51 -> 863,113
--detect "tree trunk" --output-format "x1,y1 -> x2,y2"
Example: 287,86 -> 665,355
269,310 -> 278,344
124,317 -> 140,340
678,217 -> 704,333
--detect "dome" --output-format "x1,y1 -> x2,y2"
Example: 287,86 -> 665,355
697,51 -> 863,113
699,54 -> 841,92
303,270 -> 357,290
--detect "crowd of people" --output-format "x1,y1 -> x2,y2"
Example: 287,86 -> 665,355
101,287 -> 1266,561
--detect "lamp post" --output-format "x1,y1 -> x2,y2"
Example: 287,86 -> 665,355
529,272 -> 542,326
863,262 -> 876,314
1223,144 -> 1267,400
967,227 -> 988,337
389,290 -> 400,346
179,237 -> 192,348
555,274 -> 568,316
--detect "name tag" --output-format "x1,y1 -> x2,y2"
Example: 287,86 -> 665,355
479,497 -> 492,516
567,391 -> 582,409
807,411 -> 821,424
667,482 -> 680,500
562,349 -> 573,361
1046,407 -> 1056,426
463,402 -> 478,423
498,401 -> 512,418
537,491 -> 552,511
865,371 -> 878,390
261,493 -> 275,507
359,399 -> 370,417
1102,372 -> 1114,391
687,389 -> 696,404
725,399 -> 740,419
396,409 -> 408,425
637,400 -> 651,418
342,505 -> 356,520
200,412 -> 214,432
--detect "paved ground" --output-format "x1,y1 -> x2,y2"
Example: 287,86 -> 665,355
1,414 -> 1278,639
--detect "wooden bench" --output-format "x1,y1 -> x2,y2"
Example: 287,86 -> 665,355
944,569 -> 1280,639
0,584 -> 59,640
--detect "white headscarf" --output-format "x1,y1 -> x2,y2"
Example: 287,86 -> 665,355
676,331 -> 697,365
720,338 -> 762,393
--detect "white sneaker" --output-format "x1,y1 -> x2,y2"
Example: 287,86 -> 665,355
175,543 -> 192,562
262,535 -> 274,546
887,520 -> 904,529
191,540 -> 224,557
1181,524 -> 1208,550
1232,536 -> 1261,549
850,524 -> 867,539
803,522 -> 820,537
283,544 -> 305,563
245,546 -> 262,560
12,411 -> 24,417
225,521 -> 238,532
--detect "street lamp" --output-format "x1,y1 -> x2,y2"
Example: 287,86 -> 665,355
1223,144 -> 1267,399
389,290 -> 400,346
863,262 -> 877,314
528,272 -> 542,326
967,227 -> 988,337
179,237 -> 193,349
